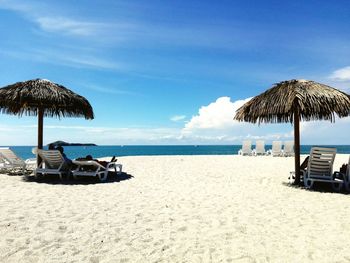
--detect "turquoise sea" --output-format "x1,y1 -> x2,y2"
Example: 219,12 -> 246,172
2,145 -> 350,160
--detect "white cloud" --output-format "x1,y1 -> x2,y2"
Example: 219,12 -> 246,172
329,66 -> 350,82
300,117 -> 350,144
180,96 -> 350,145
180,96 -> 294,143
183,96 -> 251,131
170,115 -> 186,122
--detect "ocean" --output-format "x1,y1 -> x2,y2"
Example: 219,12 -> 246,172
2,145 -> 350,160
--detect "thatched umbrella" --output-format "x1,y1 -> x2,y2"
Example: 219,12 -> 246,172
234,79 -> 350,184
0,79 -> 94,163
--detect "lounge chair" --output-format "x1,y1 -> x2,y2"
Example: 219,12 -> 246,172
269,141 -> 283,156
283,141 -> 294,157
303,147 -> 342,191
35,150 -> 70,180
238,140 -> 253,156
0,147 -> 36,174
252,140 -> 267,156
71,159 -> 122,182
334,156 -> 350,192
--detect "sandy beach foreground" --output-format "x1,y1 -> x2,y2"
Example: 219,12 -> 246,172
1,155 -> 350,263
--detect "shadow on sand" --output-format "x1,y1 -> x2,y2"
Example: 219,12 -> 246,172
282,181 -> 349,195
21,171 -> 134,185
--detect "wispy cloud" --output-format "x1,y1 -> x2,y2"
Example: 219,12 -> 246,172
0,48 -> 124,71
80,83 -> 139,96
0,0 -> 134,40
170,115 -> 186,122
35,17 -> 106,36
33,16 -> 136,42
0,0 -> 34,13
329,66 -> 350,82
0,0 -> 274,51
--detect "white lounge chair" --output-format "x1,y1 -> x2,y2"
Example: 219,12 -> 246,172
270,141 -> 283,156
252,140 -> 267,156
72,159 -> 122,182
238,140 -> 252,156
35,150 -> 69,180
303,147 -> 342,191
0,147 -> 36,174
283,141 -> 294,157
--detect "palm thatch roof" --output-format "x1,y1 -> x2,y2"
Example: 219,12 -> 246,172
0,79 -> 94,119
234,79 -> 350,124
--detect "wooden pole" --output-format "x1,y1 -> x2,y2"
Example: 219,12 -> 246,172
37,107 -> 44,166
294,107 -> 301,184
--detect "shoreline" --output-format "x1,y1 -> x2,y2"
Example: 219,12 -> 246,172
4,145 -> 350,161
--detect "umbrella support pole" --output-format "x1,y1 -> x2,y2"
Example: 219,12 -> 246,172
37,108 -> 43,166
294,109 -> 301,184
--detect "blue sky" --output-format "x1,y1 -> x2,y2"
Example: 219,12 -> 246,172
0,0 -> 349,145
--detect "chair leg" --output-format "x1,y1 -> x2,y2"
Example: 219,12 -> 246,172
303,174 -> 314,189
98,171 -> 108,182
35,172 -> 42,179
331,182 -> 342,192
345,175 -> 350,192
116,164 -> 122,174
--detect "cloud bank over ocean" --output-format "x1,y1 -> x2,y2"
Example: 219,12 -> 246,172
0,95 -> 348,146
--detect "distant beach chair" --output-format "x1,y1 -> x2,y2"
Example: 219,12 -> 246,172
72,159 -> 122,182
0,147 -> 36,174
303,147 -> 342,191
238,140 -> 253,156
252,140 -> 267,156
35,150 -> 69,180
269,141 -> 283,156
334,156 -> 350,192
283,141 -> 294,157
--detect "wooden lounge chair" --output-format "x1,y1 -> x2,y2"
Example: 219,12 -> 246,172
302,147 -> 342,191
72,159 -> 122,182
0,147 -> 36,174
238,140 -> 252,156
35,150 -> 69,180
252,140 -> 267,156
283,141 -> 295,157
269,141 -> 283,156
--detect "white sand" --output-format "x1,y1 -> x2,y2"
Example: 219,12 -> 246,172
1,154 -> 350,263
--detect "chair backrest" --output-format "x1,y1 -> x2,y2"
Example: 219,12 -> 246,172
307,147 -> 336,179
0,147 -> 25,166
255,140 -> 265,154
37,150 -> 64,169
284,141 -> 294,154
241,140 -> 252,154
271,141 -> 282,155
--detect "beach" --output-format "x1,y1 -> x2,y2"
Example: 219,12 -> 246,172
1,154 -> 350,263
